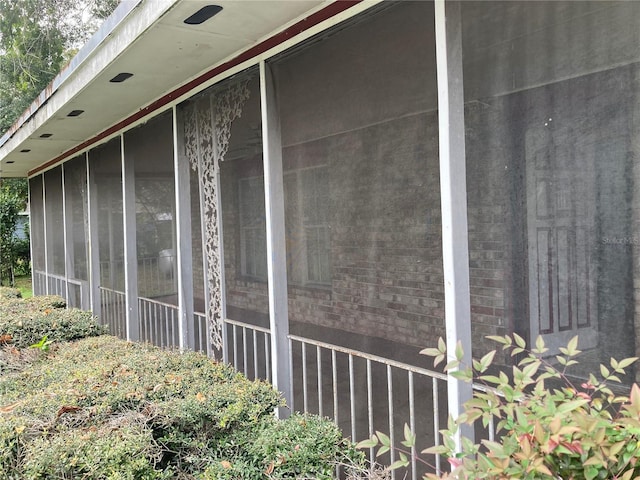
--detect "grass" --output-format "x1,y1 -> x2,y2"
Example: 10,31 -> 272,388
13,275 -> 32,298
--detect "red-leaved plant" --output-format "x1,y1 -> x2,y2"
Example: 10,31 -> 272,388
358,334 -> 640,480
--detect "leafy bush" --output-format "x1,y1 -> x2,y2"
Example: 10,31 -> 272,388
11,238 -> 30,277
202,413 -> 361,479
0,293 -> 106,351
0,287 -> 21,299
363,335 -> 640,480
0,335 -> 359,478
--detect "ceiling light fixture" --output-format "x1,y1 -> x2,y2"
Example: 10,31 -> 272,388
110,72 -> 134,83
67,110 -> 84,117
20,149 -> 31,153
6,161 -> 14,164
39,133 -> 53,138
184,5 -> 222,25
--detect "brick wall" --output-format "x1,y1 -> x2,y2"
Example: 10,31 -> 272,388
215,108 -> 512,358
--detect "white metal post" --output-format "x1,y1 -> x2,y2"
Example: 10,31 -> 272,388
27,178 -> 35,295
121,133 -> 140,341
42,174 -> 49,295
173,105 -> 196,351
434,0 -> 474,448
87,152 -> 101,317
61,164 -> 71,305
260,60 -> 293,417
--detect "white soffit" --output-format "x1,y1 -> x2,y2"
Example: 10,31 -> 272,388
0,0 -> 325,177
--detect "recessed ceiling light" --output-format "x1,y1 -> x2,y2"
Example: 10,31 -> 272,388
184,5 -> 222,25
67,110 -> 84,117
20,149 -> 30,153
39,133 -> 53,138
110,72 -> 134,83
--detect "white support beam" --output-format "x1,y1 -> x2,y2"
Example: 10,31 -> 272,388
61,164 -> 71,305
121,134 -> 139,342
42,174 -> 49,295
260,60 -> 293,417
28,179 -> 35,295
434,0 -> 474,448
173,106 -> 196,351
87,152 -> 101,317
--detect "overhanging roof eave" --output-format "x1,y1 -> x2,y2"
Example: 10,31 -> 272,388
0,0 -> 144,149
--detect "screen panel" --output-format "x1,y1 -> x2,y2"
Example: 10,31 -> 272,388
462,0 -> 640,382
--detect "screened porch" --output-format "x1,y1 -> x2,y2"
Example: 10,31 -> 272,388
25,1 -> 640,478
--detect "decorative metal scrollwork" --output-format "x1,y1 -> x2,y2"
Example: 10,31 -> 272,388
184,80 -> 251,351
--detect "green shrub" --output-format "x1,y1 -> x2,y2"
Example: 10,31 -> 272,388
11,238 -> 30,277
0,294 -> 106,351
363,335 -> 640,480
0,287 -> 21,299
0,336 -> 357,478
24,294 -> 67,309
202,413 -> 362,479
20,425 -> 167,480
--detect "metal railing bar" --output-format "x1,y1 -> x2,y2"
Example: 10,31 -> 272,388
409,371 -> 416,480
243,326 -> 248,374
138,296 -> 179,310
332,349 -> 338,426
224,318 -> 271,335
367,358 -> 374,464
288,334 -> 447,381
489,416 -> 495,442
302,342 -> 308,413
99,286 -> 125,295
252,329 -> 259,381
150,301 -> 156,345
151,301 -> 157,344
288,337 -> 293,410
433,377 -> 441,476
266,334 -> 272,382
233,325 -> 238,370
387,364 -> 395,480
172,309 -> 178,347
317,345 -> 323,417
349,354 -> 356,442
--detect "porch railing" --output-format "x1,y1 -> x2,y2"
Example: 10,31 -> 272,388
224,319 -> 447,478
288,334 -> 448,479
99,287 -> 126,338
222,318 -> 497,479
138,297 -> 179,348
33,270 -> 87,309
33,270 -> 47,296
225,318 -> 272,382
47,272 -> 66,298
193,311 -> 214,356
88,300 -> 493,479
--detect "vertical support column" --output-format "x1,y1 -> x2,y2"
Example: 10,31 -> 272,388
173,106 -> 196,351
61,164 -> 71,305
28,178 -> 35,295
260,60 -> 293,416
42,174 -> 49,295
434,0 -> 474,447
121,134 -> 139,342
87,152 -> 101,318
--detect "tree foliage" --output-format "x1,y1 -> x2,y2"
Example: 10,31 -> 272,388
0,0 -> 119,134
0,178 -> 29,286
0,0 -> 119,283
